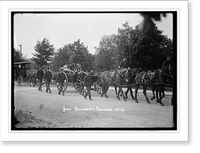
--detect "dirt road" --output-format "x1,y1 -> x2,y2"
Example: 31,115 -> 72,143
14,85 -> 174,129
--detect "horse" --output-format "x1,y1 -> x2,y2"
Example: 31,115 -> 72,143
27,69 -> 37,87
94,68 -> 132,101
149,69 -> 164,102
155,64 -> 173,106
134,64 -> 172,106
124,68 -> 141,100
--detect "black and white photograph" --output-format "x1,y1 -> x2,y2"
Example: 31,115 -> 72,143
0,0 -> 191,145
12,11 -> 176,130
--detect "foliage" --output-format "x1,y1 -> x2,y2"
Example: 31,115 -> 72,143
13,48 -> 24,62
94,34 -> 118,71
52,39 -> 95,72
94,20 -> 173,72
32,38 -> 55,67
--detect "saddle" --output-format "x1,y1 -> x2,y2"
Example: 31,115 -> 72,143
141,71 -> 153,84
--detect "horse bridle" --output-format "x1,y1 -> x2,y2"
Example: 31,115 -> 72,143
161,65 -> 172,79
117,69 -> 130,82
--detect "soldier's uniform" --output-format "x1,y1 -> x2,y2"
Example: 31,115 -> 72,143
37,66 -> 44,91
84,72 -> 93,101
44,67 -> 53,93
57,68 -> 67,96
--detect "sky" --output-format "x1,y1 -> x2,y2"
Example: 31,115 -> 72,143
14,13 -> 173,58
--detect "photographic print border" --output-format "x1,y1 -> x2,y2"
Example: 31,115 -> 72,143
0,0 -> 189,142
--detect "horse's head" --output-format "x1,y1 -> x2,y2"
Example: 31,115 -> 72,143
128,68 -> 139,82
162,64 -> 172,76
161,64 -> 173,84
118,68 -> 132,83
126,68 -> 133,83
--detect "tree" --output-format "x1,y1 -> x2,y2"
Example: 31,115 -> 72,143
13,48 -> 24,62
51,45 -> 71,71
116,21 -> 173,70
52,39 -> 95,72
32,38 -> 55,67
115,22 -> 137,68
94,34 -> 118,72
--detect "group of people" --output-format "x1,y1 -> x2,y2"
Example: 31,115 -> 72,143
36,65 -> 94,100
35,56 -> 172,101
37,66 -> 67,95
36,66 -> 53,93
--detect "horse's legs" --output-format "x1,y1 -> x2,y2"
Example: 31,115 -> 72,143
114,85 -> 118,97
117,87 -> 127,101
158,85 -> 164,106
105,85 -> 109,98
116,87 -> 120,100
161,86 -> 165,99
124,89 -> 128,99
129,87 -> 135,100
143,86 -> 150,104
122,88 -> 127,101
124,87 -> 129,99
101,83 -> 109,98
101,84 -> 105,97
134,85 -> 139,103
151,86 -> 156,100
156,87 -> 160,102
171,91 -> 173,106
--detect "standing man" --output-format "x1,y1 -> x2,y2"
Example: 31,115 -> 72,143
37,65 -> 44,91
44,67 -> 53,94
83,71 -> 93,101
57,67 -> 67,96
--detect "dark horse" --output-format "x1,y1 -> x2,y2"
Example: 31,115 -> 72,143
124,68 -> 141,100
94,68 -> 132,101
27,69 -> 37,87
134,64 -> 172,106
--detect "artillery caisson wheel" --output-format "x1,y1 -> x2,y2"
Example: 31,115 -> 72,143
57,72 -> 68,92
96,83 -> 109,95
96,83 -> 103,94
75,72 -> 87,92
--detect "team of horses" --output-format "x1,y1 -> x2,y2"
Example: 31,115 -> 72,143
94,64 -> 173,106
24,64 -> 173,106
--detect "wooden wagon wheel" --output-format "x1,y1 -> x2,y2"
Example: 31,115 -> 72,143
95,82 -> 109,95
57,72 -> 68,92
95,83 -> 103,94
75,72 -> 87,92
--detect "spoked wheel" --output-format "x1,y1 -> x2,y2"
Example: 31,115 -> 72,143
96,83 -> 103,94
57,73 -> 68,92
75,72 -> 87,92
96,83 -> 109,95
